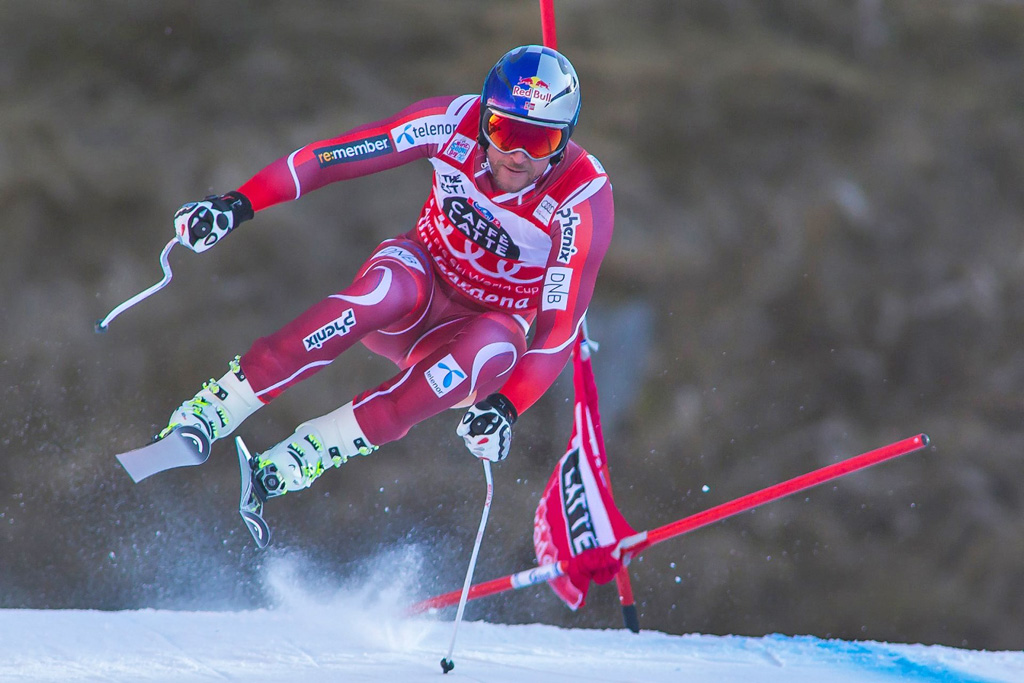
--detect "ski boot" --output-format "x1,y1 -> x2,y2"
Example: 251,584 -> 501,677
236,402 -> 377,547
252,401 -> 378,497
158,356 -> 262,444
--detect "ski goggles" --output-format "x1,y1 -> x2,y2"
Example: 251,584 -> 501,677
482,109 -> 568,161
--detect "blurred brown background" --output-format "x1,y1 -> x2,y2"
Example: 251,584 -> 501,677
2,0 -> 1023,651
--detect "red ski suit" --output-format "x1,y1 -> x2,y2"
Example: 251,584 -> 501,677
235,94 -> 613,447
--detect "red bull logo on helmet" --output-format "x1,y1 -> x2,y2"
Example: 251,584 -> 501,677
513,76 -> 553,103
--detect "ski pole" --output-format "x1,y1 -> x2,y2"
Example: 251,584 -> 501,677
619,433 -> 929,556
95,238 -> 177,332
410,433 -> 929,613
440,458 -> 494,674
540,0 -> 558,49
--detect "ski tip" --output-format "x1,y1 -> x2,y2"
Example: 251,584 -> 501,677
114,425 -> 211,483
114,452 -> 148,483
94,320 -> 108,334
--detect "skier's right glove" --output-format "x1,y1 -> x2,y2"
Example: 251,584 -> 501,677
457,393 -> 517,462
173,191 -> 254,253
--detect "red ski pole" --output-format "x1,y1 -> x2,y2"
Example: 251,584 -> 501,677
540,0 -> 557,49
413,559 -> 570,613
619,433 -> 929,556
410,433 -> 929,613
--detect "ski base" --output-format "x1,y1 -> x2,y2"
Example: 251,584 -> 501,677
235,436 -> 271,548
116,426 -> 211,483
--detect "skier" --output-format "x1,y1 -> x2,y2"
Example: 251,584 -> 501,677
160,45 -> 613,515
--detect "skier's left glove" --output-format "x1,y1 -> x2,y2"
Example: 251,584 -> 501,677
457,393 -> 517,462
173,191 -> 254,253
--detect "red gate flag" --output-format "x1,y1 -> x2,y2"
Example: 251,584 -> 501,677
533,335 -> 636,609
410,433 -> 928,615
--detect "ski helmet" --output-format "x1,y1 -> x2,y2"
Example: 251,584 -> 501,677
479,45 -> 581,161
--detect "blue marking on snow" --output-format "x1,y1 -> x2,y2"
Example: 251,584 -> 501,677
767,634 -> 999,683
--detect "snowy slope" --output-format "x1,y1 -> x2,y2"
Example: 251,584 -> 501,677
2,606 -> 1022,683
1,564 -> 1020,683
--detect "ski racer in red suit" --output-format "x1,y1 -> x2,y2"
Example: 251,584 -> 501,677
161,45 -> 614,509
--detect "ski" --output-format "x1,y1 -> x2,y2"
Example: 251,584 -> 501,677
115,425 -> 211,483
235,436 -> 271,548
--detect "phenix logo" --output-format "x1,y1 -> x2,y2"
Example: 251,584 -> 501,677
513,76 -> 553,103
303,309 -> 356,351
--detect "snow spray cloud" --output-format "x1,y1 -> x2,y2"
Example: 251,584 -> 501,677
259,544 -> 435,650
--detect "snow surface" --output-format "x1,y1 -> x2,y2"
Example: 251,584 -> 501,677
1,556 -> 1020,683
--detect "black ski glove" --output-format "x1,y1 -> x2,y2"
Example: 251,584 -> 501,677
173,191 -> 254,253
457,393 -> 518,462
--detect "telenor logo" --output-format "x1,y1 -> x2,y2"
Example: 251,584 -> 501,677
424,354 -> 467,397
391,116 -> 457,152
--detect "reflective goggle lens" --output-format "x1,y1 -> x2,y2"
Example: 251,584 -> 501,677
484,111 -> 565,160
